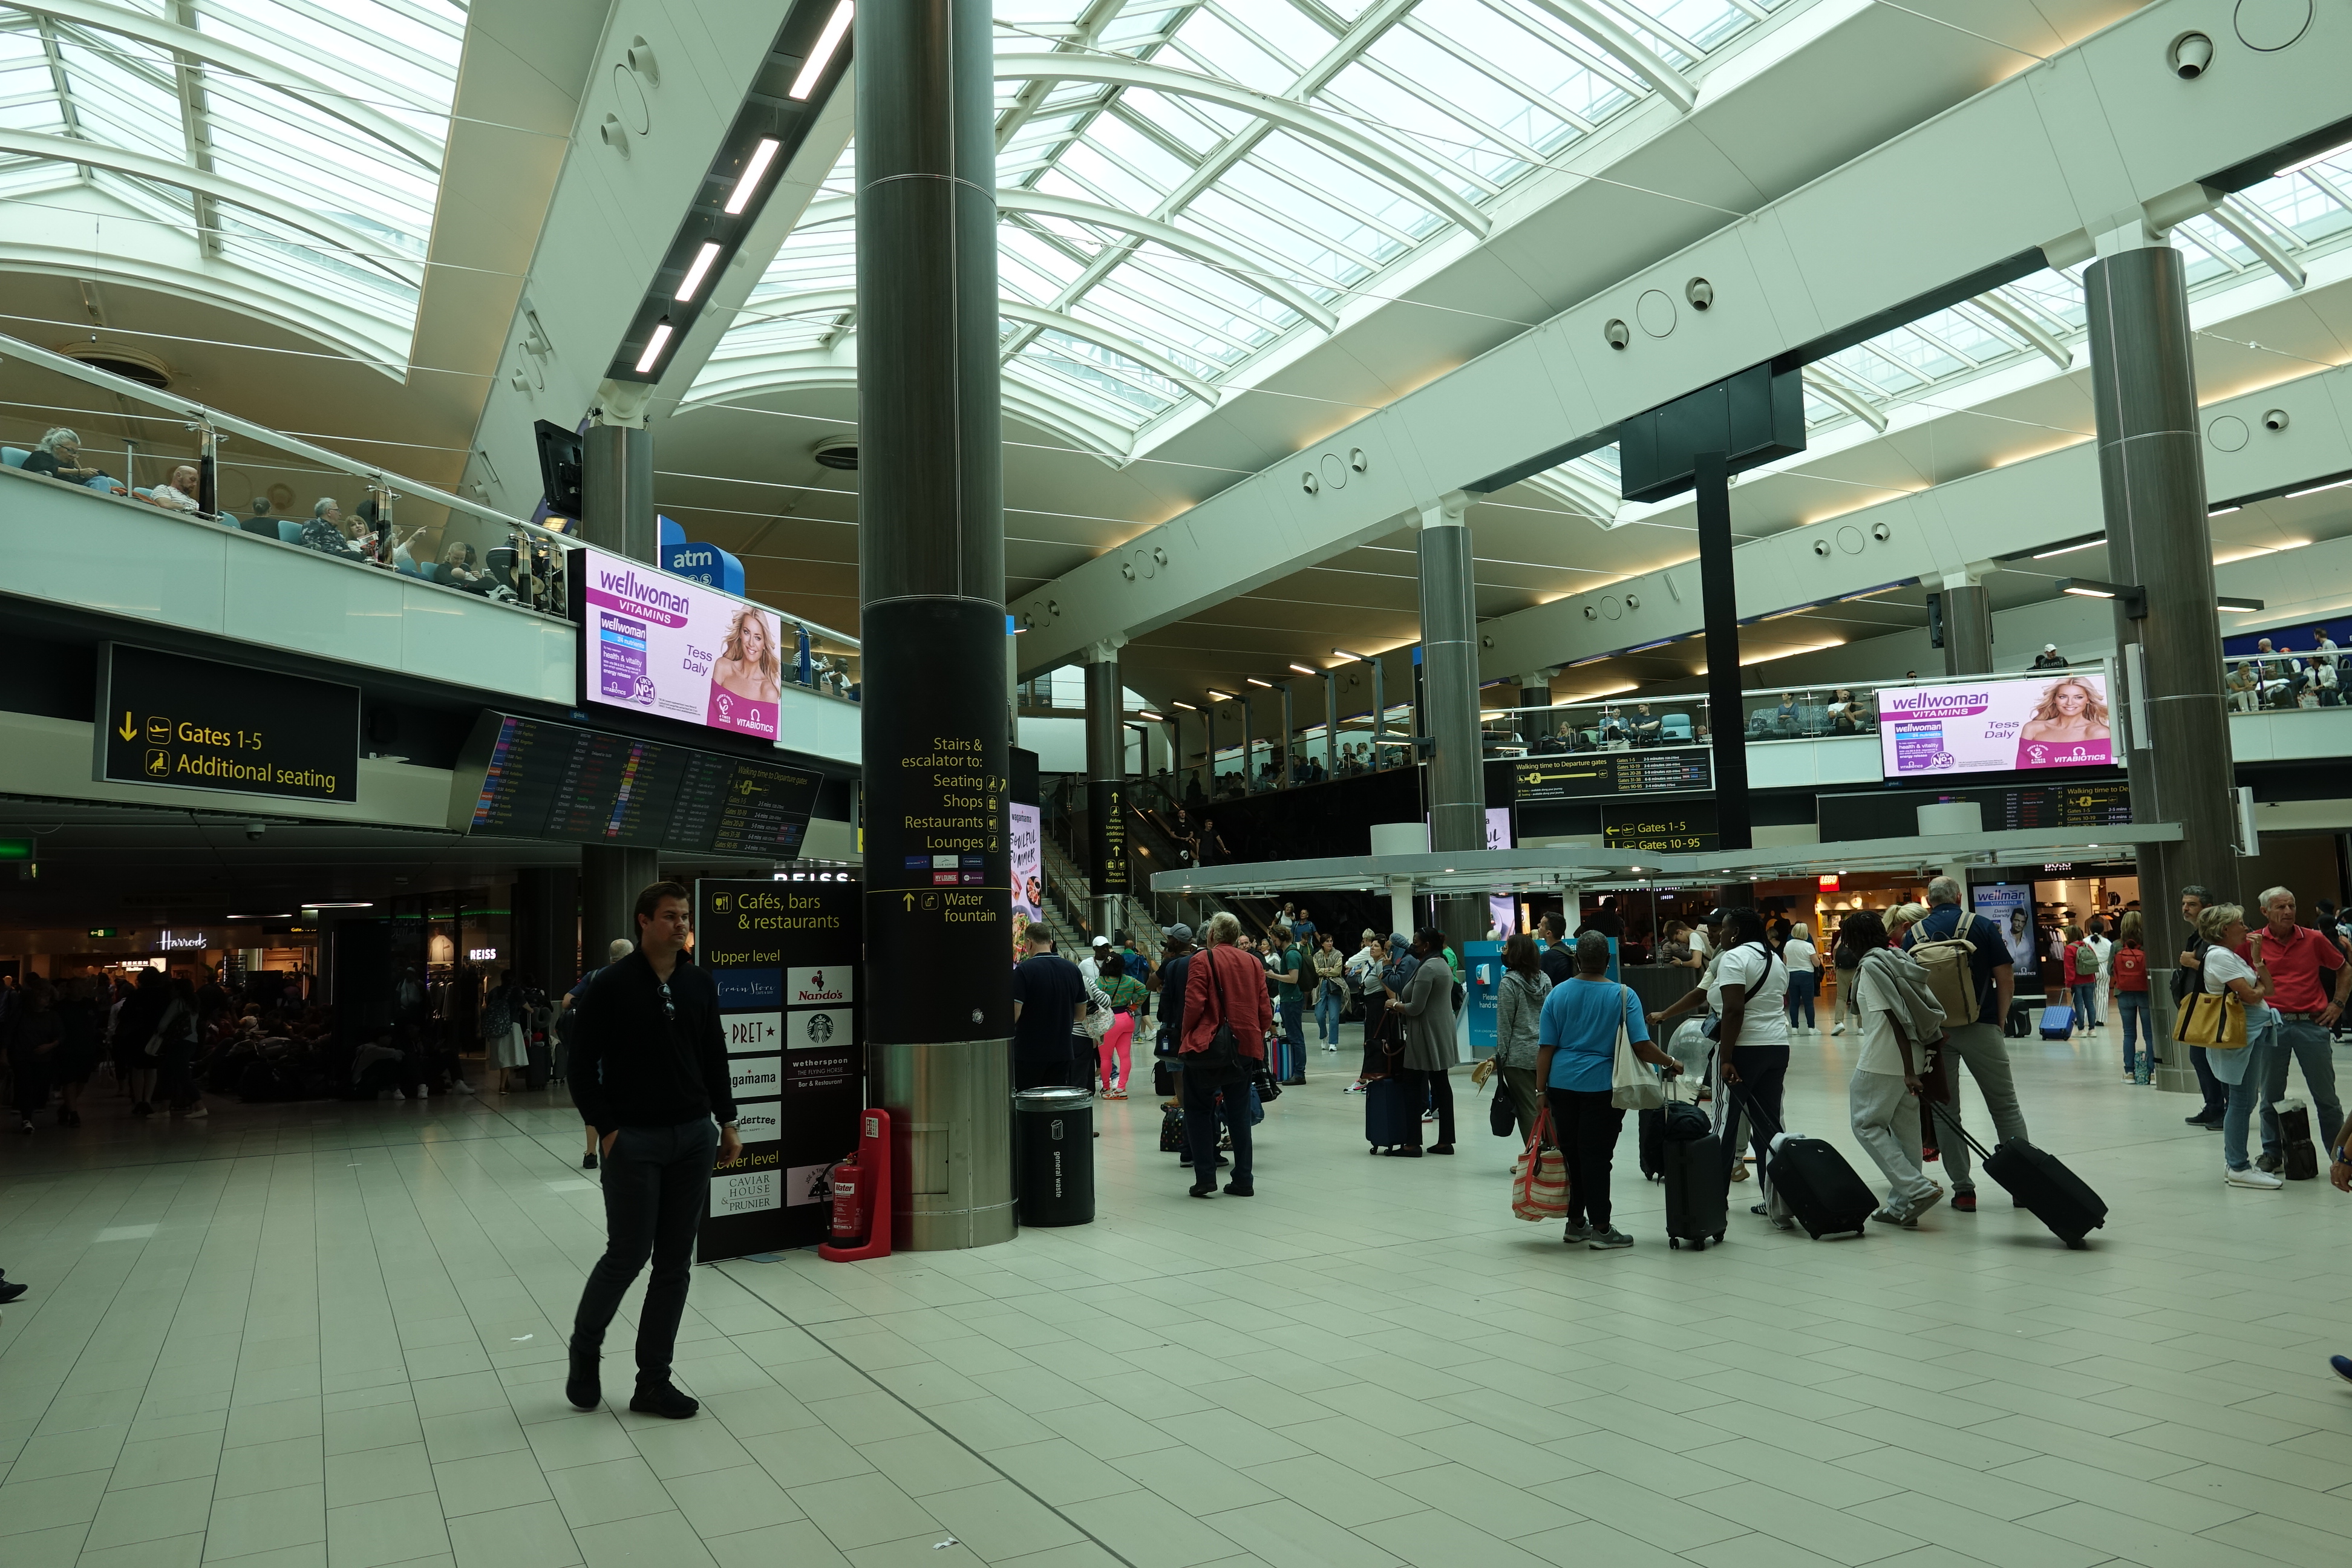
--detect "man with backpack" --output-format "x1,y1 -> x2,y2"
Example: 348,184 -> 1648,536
1902,877 -> 2027,1213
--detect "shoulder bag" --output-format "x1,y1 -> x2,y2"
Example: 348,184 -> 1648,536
2174,985 -> 2249,1048
1610,984 -> 1666,1111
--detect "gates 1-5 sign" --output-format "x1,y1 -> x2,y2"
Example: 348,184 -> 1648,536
94,644 -> 359,804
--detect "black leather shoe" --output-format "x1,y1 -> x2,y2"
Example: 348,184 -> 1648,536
565,1345 -> 600,1411
1223,1181 -> 1254,1196
1189,1181 -> 1217,1198
630,1377 -> 699,1419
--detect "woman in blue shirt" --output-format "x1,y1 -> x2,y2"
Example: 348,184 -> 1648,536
1537,933 -> 1683,1250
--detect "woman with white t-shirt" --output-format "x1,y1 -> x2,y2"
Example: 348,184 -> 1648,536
2198,903 -> 2280,1189
1782,922 -> 1820,1031
1712,907 -> 1790,1207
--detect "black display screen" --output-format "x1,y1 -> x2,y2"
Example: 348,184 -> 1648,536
451,711 -> 820,857
1818,779 -> 2131,843
1514,746 -> 1711,802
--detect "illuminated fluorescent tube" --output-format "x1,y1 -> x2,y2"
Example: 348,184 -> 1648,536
634,321 -> 673,374
675,241 -> 722,301
725,139 -> 780,215
790,1 -> 853,100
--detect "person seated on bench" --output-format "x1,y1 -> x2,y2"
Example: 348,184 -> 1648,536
143,463 -> 203,514
21,426 -> 123,493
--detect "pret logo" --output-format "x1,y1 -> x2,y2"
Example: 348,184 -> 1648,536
724,1013 -> 780,1053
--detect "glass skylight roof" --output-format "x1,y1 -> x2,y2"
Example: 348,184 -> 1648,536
0,1 -> 460,362
696,0 -> 1787,454
1520,146 -> 2352,518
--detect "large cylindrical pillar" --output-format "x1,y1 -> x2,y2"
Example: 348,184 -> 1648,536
1694,452 -> 1752,851
580,400 -> 658,934
2086,238 -> 2238,1093
857,0 -> 1014,1249
1083,653 -> 1125,940
1940,580 -> 1993,677
1418,495 -> 1484,945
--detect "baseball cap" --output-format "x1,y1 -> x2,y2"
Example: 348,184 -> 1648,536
1090,935 -> 1110,947
2043,643 -> 2058,652
1163,923 -> 1194,944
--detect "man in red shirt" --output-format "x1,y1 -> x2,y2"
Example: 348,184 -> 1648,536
2235,887 -> 2348,1175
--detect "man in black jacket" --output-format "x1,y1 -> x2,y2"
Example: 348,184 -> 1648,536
565,882 -> 737,1420
2175,883 -> 2225,1129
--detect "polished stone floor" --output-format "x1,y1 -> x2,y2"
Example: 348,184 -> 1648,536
2,1021 -> 2350,1568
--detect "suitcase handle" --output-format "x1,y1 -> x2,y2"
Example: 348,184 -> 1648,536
1730,1083 -> 1783,1143
1922,1094 -> 1994,1162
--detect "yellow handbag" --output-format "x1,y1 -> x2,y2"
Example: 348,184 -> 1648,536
2174,989 -> 2249,1048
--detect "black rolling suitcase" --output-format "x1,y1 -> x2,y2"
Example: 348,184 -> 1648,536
1743,1092 -> 1875,1240
1929,1100 -> 2106,1249
1365,1077 -> 1417,1152
1658,1086 -> 1726,1249
2005,999 -> 2033,1039
1638,1106 -> 1665,1182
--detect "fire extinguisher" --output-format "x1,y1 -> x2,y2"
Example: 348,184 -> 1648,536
828,1152 -> 869,1247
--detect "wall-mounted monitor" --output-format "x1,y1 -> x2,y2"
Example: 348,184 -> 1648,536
1877,672 -> 2113,780
576,543 -> 789,742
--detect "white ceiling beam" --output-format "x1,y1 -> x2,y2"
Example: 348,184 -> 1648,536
14,0 -> 441,168
1964,291 -> 2073,370
0,127 -> 416,286
991,53 -> 1490,238
737,285 -> 1223,402
1517,0 -> 1696,113
1801,368 -> 1886,433
796,190 -> 1339,330
673,360 -> 1135,464
2207,195 -> 2307,290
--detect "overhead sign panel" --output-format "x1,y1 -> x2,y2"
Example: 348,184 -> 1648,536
1513,746 -> 1711,802
1601,799 -> 1719,854
95,643 -> 357,804
1877,672 -> 2115,779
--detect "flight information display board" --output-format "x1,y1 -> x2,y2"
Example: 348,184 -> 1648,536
448,711 -> 820,857
1514,746 -> 1711,803
1819,779 -> 2131,843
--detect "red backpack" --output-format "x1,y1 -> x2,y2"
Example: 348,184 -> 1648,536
2112,946 -> 2148,991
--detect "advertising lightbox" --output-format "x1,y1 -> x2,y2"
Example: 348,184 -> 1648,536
1877,672 -> 2114,780
578,544 -> 787,741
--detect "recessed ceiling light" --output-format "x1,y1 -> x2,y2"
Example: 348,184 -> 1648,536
1246,677 -> 1273,688
675,241 -> 722,302
634,321 -> 673,375
725,138 -> 782,215
2032,538 -> 2102,560
305,901 -> 374,909
2283,478 -> 2352,500
790,1 -> 854,100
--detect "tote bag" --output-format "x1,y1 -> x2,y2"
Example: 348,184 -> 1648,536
1512,1106 -> 1570,1221
1609,985 -> 1665,1111
2174,988 -> 2248,1048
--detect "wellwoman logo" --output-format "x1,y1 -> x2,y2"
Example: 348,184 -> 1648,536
593,567 -> 691,616
1883,689 -> 1991,717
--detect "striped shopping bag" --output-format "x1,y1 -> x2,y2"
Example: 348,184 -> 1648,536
1512,1106 -> 1569,1222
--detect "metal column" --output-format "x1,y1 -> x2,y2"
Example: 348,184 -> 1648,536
2086,237 -> 2238,1093
1694,452 -> 1753,852
1939,573 -> 1994,676
1324,671 -> 1338,778
1279,684 -> 1295,788
857,0 -> 1016,1249
1083,653 -> 1126,941
1520,671 -> 1550,740
580,390 -> 659,940
1240,694 -> 1253,790
1418,493 -> 1485,946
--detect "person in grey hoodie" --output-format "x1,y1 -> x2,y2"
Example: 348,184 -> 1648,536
1384,929 -> 1457,1155
1492,933 -> 1551,1145
1844,909 -> 1947,1227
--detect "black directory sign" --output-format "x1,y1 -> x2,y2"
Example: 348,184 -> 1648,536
695,875 -> 863,1260
95,642 -> 358,803
859,599 -> 1013,1046
1514,746 -> 1711,803
1601,799 -> 1720,854
449,711 -> 820,857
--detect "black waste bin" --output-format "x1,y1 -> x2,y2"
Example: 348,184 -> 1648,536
1014,1086 -> 1096,1226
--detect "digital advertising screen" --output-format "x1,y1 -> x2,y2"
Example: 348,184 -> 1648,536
1008,800 -> 1042,952
576,544 -> 788,741
1877,672 -> 2113,779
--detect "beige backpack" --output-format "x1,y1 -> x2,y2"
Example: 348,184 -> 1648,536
1910,934 -> 1979,1028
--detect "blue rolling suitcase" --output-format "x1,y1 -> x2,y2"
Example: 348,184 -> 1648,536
2038,1003 -> 2074,1040
1365,1077 -> 1418,1152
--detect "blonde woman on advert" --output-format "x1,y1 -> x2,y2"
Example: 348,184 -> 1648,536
711,609 -> 782,705
2016,678 -> 2111,766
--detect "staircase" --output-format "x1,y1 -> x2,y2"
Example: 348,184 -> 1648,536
1039,835 -> 1174,955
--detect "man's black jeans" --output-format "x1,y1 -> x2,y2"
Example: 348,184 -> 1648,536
572,1116 -> 717,1383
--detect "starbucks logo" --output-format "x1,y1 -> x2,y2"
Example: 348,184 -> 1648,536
804,1013 -> 834,1044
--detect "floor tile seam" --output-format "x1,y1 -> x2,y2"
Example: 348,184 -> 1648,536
712,1262 -> 1149,1568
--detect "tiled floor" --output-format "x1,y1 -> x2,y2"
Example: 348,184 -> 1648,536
3,1024 -> 2351,1568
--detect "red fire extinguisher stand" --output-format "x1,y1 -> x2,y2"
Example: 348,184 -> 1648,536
818,1108 -> 892,1262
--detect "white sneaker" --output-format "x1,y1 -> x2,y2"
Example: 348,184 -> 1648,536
2226,1165 -> 2284,1189
453,1079 -> 477,1095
